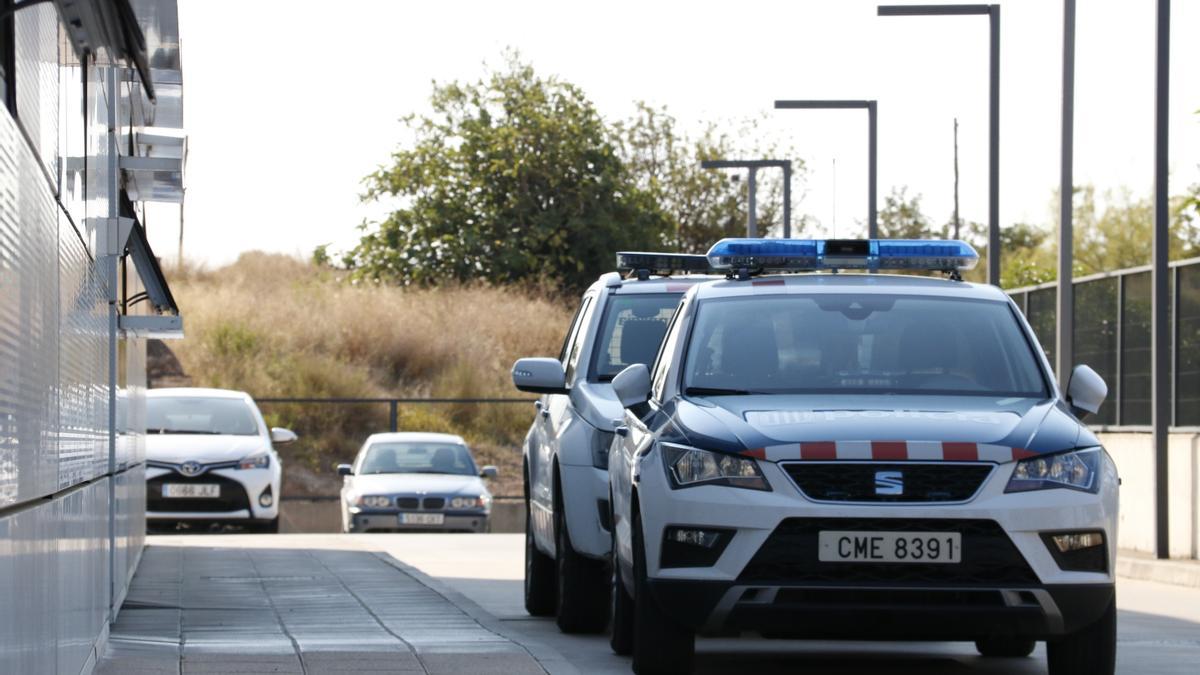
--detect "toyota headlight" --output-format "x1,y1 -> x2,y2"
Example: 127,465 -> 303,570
662,444 -> 770,491
237,452 -> 271,470
1006,448 -> 1102,494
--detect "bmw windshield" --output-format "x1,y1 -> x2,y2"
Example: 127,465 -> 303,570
684,294 -> 1048,398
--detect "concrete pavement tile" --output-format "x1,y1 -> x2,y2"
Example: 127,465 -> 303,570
419,652 -> 547,675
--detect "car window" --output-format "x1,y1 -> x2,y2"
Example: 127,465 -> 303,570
684,294 -> 1047,397
651,299 -> 687,402
589,293 -> 682,382
146,397 -> 260,436
558,296 -> 592,363
564,296 -> 596,383
358,442 -> 478,476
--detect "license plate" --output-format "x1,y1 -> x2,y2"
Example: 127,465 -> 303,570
818,531 -> 961,563
162,483 -> 220,498
399,513 -> 444,526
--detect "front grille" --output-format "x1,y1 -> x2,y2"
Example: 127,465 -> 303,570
147,472 -> 251,514
396,497 -> 419,509
422,497 -> 445,510
783,462 -> 993,503
739,518 -> 1038,585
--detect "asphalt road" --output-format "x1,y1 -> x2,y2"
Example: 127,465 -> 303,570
149,534 -> 1200,674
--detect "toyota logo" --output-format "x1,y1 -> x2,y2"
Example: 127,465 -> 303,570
179,461 -> 205,477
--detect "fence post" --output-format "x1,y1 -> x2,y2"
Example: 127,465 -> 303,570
389,400 -> 398,432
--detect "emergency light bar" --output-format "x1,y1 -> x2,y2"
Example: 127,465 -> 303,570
705,238 -> 979,275
615,252 -> 712,275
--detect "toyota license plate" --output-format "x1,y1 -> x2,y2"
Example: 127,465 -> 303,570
162,484 -> 220,498
399,513 -> 444,526
818,531 -> 961,563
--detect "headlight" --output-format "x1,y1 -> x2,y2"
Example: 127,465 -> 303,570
662,444 -> 770,491
361,495 -> 392,508
449,496 -> 489,510
1006,447 -> 1102,494
237,452 -> 271,470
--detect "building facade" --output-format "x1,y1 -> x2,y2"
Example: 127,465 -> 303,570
0,1 -> 183,672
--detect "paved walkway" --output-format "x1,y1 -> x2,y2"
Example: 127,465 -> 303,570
96,544 -> 553,674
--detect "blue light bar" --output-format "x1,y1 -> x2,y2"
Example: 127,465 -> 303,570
615,252 -> 712,274
705,238 -> 979,273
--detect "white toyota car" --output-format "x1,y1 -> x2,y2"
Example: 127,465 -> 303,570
607,239 -> 1119,675
146,388 -> 296,532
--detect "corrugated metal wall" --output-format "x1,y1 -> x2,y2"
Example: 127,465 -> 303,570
0,4 -> 149,673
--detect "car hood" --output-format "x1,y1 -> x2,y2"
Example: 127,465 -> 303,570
664,394 -> 1094,462
345,473 -> 489,496
145,434 -> 268,464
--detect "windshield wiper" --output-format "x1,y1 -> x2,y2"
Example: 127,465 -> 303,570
684,387 -> 757,397
147,428 -> 222,435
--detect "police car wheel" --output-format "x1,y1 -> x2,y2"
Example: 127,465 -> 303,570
609,526 -> 634,655
974,637 -> 1036,658
524,498 -> 556,616
631,512 -> 694,674
1046,595 -> 1116,675
554,496 -> 609,633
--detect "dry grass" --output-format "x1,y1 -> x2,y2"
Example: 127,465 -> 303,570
166,252 -> 573,496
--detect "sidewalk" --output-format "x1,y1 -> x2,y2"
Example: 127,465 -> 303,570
95,544 -> 557,675
1117,549 -> 1200,588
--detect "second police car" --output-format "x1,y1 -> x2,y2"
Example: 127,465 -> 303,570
607,239 -> 1118,675
511,252 -> 716,633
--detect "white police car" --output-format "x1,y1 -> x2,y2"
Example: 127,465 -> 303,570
511,252 -> 717,633
607,239 -> 1118,675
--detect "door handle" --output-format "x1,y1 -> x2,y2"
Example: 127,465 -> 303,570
541,409 -> 550,419
615,426 -> 629,437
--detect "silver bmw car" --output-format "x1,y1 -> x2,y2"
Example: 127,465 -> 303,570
337,432 -> 498,533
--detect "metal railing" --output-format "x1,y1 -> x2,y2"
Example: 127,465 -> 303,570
254,397 -> 533,433
1007,256 -> 1200,430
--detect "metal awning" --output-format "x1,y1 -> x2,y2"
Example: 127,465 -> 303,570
56,0 -> 158,102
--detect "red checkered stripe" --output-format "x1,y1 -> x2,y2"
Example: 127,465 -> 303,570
743,441 -> 1038,463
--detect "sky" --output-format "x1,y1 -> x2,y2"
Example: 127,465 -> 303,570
145,0 -> 1200,267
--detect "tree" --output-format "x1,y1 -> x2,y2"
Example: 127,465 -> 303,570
349,54 -> 669,290
878,187 -> 934,239
616,103 -> 803,252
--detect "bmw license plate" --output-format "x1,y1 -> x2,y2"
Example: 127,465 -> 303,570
162,484 -> 220,498
818,531 -> 961,563
399,513 -> 444,526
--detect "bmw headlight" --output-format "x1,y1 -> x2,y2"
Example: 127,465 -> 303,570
237,452 -> 271,470
361,495 -> 392,508
662,444 -> 770,491
1006,448 -> 1102,494
449,496 -> 490,510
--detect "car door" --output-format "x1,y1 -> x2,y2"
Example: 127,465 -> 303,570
531,293 -> 595,550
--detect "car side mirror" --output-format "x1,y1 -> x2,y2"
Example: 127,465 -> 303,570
1066,364 -> 1107,420
612,363 -> 652,409
480,465 -> 499,479
335,463 -> 353,477
271,427 -> 298,444
512,357 -> 568,395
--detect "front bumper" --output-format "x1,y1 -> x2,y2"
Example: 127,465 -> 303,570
146,466 -> 279,521
648,578 -> 1114,640
350,511 -> 489,533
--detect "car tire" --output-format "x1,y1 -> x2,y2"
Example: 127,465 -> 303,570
975,637 -> 1036,658
609,525 -> 634,656
554,502 -> 609,633
525,499 -> 556,617
631,512 -> 694,674
1046,595 -> 1116,675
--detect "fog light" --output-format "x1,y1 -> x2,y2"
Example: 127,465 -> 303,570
258,487 -> 274,508
1041,531 -> 1107,573
661,526 -> 734,568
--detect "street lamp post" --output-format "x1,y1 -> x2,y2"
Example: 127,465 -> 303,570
700,159 -> 793,238
1151,0 -> 1171,560
773,100 -> 878,238
878,3 -> 1001,286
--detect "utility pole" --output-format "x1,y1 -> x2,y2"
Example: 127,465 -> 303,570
953,118 -> 961,240
831,158 -> 837,238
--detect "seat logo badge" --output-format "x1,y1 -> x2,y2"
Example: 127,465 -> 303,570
875,471 -> 903,496
179,461 -> 204,477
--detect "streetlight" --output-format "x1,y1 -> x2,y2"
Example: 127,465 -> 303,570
878,3 -> 1001,286
1151,0 -> 1171,560
773,100 -> 878,238
700,159 -> 793,238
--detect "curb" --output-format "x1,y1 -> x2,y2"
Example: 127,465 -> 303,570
1117,552 -> 1200,588
373,551 -> 580,675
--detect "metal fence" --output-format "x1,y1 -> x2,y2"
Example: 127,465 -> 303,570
1008,256 -> 1200,429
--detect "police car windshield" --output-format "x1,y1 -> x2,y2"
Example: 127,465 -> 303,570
591,294 -> 681,381
146,397 -> 260,435
358,443 -> 478,476
684,294 -> 1047,398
